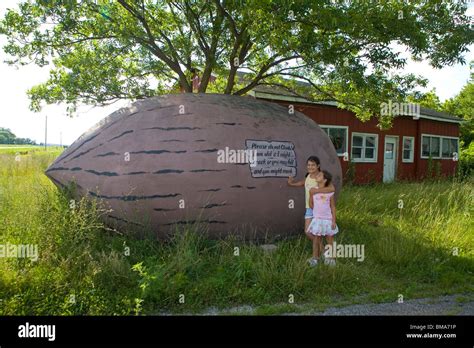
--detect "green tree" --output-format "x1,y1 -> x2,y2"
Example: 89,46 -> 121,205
1,0 -> 472,127
444,62 -> 474,147
407,88 -> 443,111
14,137 -> 36,145
0,127 -> 36,145
0,127 -> 16,144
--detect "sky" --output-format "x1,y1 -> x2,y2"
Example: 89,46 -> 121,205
0,0 -> 472,146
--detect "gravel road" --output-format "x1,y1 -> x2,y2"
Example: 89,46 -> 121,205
301,294 -> 474,316
155,293 -> 474,315
194,294 -> 474,316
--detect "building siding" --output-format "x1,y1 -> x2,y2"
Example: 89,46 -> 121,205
263,99 -> 459,184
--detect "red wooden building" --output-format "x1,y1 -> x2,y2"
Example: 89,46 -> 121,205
186,72 -> 463,184
249,86 -> 463,184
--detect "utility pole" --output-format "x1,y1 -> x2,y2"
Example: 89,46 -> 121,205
44,114 -> 47,151
60,131 -> 62,148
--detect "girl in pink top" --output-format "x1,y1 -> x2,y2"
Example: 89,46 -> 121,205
307,170 -> 338,267
287,156 -> 335,242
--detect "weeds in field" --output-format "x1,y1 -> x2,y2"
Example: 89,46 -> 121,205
0,149 -> 472,315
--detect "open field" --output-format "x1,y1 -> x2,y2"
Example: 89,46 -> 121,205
0,148 -> 472,315
0,145 -> 64,156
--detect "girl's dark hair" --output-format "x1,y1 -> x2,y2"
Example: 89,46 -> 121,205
305,156 -> 321,178
321,170 -> 333,187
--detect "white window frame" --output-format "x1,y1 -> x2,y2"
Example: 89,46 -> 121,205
402,136 -> 415,163
351,132 -> 379,163
420,134 -> 459,160
319,125 -> 349,157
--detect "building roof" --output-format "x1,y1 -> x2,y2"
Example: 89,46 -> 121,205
418,106 -> 464,123
249,84 -> 464,124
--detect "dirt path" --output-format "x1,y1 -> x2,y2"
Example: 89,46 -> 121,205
288,294 -> 474,316
178,293 -> 474,316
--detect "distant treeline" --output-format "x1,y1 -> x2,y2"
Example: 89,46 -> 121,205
0,127 -> 36,145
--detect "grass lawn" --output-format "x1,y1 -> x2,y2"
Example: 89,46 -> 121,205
0,148 -> 473,315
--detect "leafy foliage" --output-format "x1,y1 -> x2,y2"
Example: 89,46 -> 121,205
408,88 -> 443,111
444,62 -> 474,147
0,0 -> 472,125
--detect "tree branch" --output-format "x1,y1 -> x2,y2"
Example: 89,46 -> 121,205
233,54 -> 301,95
117,0 -> 192,92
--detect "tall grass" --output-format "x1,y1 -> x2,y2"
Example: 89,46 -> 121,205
0,149 -> 473,315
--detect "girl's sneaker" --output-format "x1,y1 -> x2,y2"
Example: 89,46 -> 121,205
324,258 -> 336,266
308,258 -> 319,267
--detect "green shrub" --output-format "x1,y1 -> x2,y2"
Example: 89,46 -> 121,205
427,155 -> 434,179
345,158 -> 356,185
457,142 -> 474,180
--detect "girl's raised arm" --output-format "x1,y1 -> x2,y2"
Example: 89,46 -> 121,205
287,176 -> 305,187
309,182 -> 335,195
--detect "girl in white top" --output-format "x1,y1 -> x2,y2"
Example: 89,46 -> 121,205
287,156 -> 336,243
